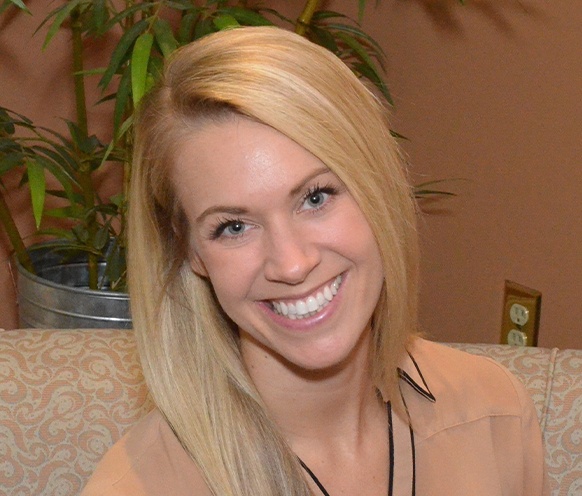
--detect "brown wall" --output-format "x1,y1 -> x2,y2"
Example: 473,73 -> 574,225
359,0 -> 582,349
1,1 -> 581,349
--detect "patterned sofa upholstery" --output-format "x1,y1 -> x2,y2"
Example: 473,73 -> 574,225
0,329 -> 580,495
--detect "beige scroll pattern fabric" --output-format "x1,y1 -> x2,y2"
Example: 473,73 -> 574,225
0,329 -> 153,496
451,343 -> 582,496
544,350 -> 582,496
1,330 -> 580,495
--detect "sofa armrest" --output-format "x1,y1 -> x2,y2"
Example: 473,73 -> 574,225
450,342 -> 582,496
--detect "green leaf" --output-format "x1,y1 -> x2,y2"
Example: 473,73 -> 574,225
0,151 -> 25,174
153,18 -> 178,58
178,10 -> 200,43
46,189 -> 84,205
93,203 -> 119,216
105,242 -> 126,291
100,2 -> 153,33
353,62 -> 393,105
0,108 -> 16,134
72,224 -> 89,243
101,115 -> 133,166
109,193 -> 125,208
147,55 -> 164,83
42,0 -> 81,50
131,32 -> 154,107
114,67 -> 132,134
217,7 -> 274,26
0,106 -> 33,126
335,31 -> 388,96
308,26 -> 339,54
32,154 -> 78,202
213,14 -> 240,30
66,121 -> 100,155
327,23 -> 386,66
0,0 -> 31,15
32,144 -> 77,177
414,189 -> 456,198
35,228 -> 76,240
45,205 -> 84,220
358,0 -> 366,23
94,225 -> 110,250
0,137 -> 21,153
25,158 -> 46,228
311,10 -> 349,21
100,19 -> 149,90
89,0 -> 108,36
256,7 -> 291,25
414,179 -> 461,198
163,0 -> 194,10
194,17 -> 215,39
389,129 -> 408,140
74,67 -> 107,77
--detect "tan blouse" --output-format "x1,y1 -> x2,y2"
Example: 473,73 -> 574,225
81,339 -> 550,495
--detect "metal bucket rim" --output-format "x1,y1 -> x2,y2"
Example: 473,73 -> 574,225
14,245 -> 129,300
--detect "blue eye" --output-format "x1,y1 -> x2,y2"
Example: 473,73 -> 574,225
305,190 -> 328,208
301,184 -> 337,212
211,218 -> 248,239
224,220 -> 246,236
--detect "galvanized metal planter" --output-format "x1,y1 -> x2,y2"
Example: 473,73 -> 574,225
16,244 -> 132,329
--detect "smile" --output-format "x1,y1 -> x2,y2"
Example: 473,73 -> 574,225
269,275 -> 343,319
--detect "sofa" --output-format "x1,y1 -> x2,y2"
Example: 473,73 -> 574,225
0,329 -> 580,495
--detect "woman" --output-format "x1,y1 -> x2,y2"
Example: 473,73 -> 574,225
83,27 -> 548,496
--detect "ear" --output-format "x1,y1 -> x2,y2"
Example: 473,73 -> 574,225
188,248 -> 208,278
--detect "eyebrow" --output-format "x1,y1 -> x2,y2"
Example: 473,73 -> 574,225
195,166 -> 332,224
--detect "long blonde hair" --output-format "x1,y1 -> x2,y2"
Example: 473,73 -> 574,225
128,26 -> 419,495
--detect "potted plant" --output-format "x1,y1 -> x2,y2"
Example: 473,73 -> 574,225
0,0 -> 455,329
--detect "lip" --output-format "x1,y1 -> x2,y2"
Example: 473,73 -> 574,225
258,272 -> 346,331
266,274 -> 342,304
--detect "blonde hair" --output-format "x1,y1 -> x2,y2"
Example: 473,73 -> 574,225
128,26 -> 419,495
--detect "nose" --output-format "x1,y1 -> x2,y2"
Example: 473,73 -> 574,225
263,223 -> 320,285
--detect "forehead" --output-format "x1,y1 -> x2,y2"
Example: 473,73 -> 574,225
170,116 -> 331,218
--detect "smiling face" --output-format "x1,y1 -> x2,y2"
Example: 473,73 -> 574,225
172,115 -> 384,373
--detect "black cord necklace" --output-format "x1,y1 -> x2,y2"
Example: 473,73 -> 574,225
298,458 -> 332,496
297,402 -> 395,496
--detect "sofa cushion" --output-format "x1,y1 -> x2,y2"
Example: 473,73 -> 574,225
448,343 -> 555,424
0,329 -> 153,495
451,343 -> 582,496
543,349 -> 582,495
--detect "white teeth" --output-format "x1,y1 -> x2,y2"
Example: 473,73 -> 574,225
270,275 -> 343,319
296,300 -> 307,316
306,296 -> 318,312
323,286 -> 333,301
280,301 -> 288,316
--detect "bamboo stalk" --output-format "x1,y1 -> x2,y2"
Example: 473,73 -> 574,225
0,190 -> 35,274
295,0 -> 320,36
71,6 -> 98,290
71,8 -> 88,137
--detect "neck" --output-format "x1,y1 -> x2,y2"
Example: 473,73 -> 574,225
242,330 -> 385,449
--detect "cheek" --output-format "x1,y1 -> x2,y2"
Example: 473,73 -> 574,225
198,247 -> 261,310
328,207 -> 382,264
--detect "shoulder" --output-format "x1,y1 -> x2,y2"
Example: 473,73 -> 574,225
81,409 -> 210,496
402,338 -> 534,438
402,341 -> 549,494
